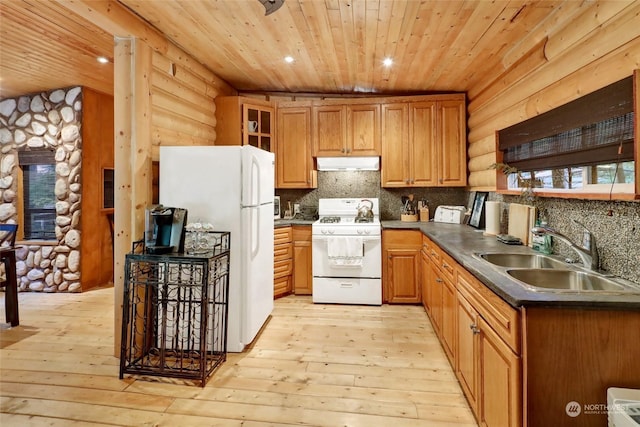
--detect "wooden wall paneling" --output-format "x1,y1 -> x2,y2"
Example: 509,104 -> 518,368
468,37 -> 548,113
500,1 -> 588,70
468,37 -> 640,143
0,1 -> 114,97
151,127 -> 213,149
468,4 -> 640,139
467,153 -> 496,175
151,108 -> 216,141
466,36 -> 640,191
522,307 -> 640,427
80,88 -> 114,291
433,2 -> 533,90
152,89 -> 216,127
543,1 -> 638,61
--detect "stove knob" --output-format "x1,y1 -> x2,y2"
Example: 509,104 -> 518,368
357,229 -> 363,235
329,230 -> 335,234
321,229 -> 327,235
364,229 -> 371,235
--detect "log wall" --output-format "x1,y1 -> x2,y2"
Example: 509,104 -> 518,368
466,2 -> 640,190
149,44 -> 236,159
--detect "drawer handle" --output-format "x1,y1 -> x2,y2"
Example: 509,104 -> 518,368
470,324 -> 481,334
340,282 -> 353,288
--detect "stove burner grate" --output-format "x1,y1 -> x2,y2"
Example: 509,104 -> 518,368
319,216 -> 341,224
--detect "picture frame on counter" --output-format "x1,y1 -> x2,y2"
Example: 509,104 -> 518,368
469,191 -> 488,229
274,196 -> 281,219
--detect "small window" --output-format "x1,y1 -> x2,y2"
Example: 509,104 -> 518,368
19,150 -> 57,240
498,76 -> 635,196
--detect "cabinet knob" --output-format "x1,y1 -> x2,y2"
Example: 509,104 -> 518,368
341,148 -> 346,153
470,324 -> 480,334
435,277 -> 443,283
405,179 -> 410,184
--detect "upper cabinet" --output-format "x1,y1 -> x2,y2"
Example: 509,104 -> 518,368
214,96 -> 274,151
275,105 -> 316,189
313,103 -> 380,156
381,95 -> 467,188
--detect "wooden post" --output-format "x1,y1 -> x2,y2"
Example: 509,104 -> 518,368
113,37 -> 153,356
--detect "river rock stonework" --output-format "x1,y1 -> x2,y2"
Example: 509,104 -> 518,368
0,87 -> 83,292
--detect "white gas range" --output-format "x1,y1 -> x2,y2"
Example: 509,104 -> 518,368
311,198 -> 382,305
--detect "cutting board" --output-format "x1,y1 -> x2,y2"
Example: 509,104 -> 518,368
508,203 -> 531,245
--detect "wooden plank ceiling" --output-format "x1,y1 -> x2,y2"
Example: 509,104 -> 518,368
0,0 -> 586,99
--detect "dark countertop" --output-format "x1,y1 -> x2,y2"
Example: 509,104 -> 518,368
275,219 -> 314,227
381,220 -> 640,310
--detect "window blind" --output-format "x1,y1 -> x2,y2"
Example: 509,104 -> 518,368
497,76 -> 634,172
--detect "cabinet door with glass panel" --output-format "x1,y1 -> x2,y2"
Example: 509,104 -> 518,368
214,96 -> 274,152
243,104 -> 274,152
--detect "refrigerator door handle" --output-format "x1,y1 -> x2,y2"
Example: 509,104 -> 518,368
250,207 -> 260,259
250,154 -> 260,207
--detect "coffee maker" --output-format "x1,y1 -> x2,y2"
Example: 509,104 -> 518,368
144,204 -> 188,254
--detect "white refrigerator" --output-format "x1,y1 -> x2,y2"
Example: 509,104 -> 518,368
159,145 -> 275,352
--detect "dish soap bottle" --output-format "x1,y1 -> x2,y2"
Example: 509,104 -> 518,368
533,219 -> 553,255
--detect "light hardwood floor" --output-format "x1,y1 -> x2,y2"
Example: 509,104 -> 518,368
1,288 -> 477,426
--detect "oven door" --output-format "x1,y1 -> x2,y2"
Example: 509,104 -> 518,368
312,235 -> 381,279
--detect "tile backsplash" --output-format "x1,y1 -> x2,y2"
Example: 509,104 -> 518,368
276,173 -> 640,284
276,171 -> 467,220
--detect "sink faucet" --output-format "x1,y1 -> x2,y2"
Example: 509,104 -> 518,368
531,220 -> 599,270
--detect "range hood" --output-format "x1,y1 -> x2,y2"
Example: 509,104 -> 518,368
316,156 -> 380,171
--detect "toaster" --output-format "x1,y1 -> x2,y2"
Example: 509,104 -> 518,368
433,205 -> 467,224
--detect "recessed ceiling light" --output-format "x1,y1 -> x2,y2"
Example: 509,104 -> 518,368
383,57 -> 393,67
284,56 -> 295,63
97,56 -> 109,64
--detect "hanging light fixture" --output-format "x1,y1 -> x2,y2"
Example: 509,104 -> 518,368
258,0 -> 284,15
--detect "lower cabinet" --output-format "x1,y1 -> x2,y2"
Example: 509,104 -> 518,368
382,230 -> 422,303
457,268 -> 521,427
274,226 -> 293,298
477,316 -> 521,427
423,233 -> 521,427
293,226 -> 313,295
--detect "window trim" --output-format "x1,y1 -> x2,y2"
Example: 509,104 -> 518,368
18,150 -> 58,241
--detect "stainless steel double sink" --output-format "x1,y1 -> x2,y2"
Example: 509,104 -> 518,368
475,252 -> 640,294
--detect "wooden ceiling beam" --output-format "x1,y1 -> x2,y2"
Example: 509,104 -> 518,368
52,0 -> 169,54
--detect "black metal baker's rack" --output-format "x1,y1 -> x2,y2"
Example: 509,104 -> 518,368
119,231 -> 230,386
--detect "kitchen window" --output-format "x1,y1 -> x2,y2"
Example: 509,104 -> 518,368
19,150 -> 57,240
507,161 -> 634,193
497,75 -> 637,199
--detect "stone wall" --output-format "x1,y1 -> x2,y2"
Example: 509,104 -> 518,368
0,87 -> 83,292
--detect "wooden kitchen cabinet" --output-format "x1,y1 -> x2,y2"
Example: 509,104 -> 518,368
382,230 -> 421,303
420,240 -> 431,314
457,268 -> 521,427
478,316 -> 521,427
438,99 -> 467,186
293,226 -> 313,295
313,103 -> 380,156
422,236 -> 457,364
381,95 -> 466,187
274,226 -> 293,298
456,291 -> 480,418
215,96 -> 274,151
275,105 -> 316,188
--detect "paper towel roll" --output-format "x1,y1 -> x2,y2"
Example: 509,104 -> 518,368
484,201 -> 501,236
